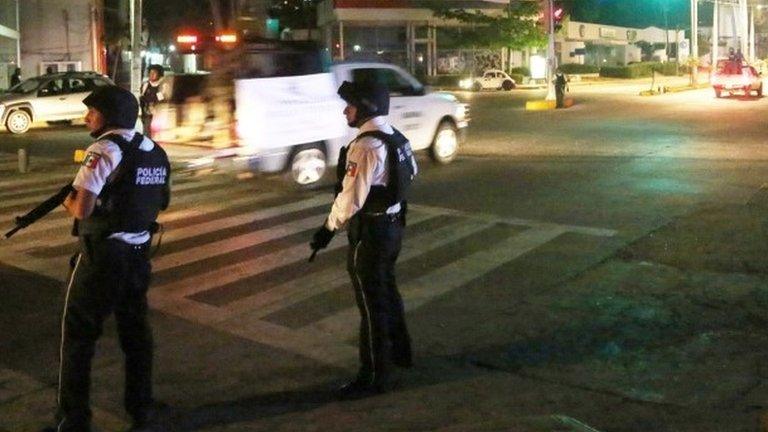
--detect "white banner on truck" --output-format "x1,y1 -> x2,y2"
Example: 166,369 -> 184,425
235,73 -> 347,152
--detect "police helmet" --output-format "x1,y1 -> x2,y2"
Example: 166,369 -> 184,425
82,85 -> 139,129
147,64 -> 164,77
337,80 -> 390,120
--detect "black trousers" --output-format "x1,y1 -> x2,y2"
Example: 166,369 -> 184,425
347,213 -> 411,385
556,88 -> 565,108
141,114 -> 153,138
55,236 -> 153,431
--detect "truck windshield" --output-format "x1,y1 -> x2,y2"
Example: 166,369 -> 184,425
236,45 -> 325,79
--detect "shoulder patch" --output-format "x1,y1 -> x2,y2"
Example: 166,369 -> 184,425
346,161 -> 358,177
82,152 -> 102,169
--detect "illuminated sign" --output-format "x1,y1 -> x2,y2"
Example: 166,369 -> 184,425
177,35 -> 198,44
530,55 -> 546,79
216,34 -> 238,43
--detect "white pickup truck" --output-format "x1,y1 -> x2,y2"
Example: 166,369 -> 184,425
152,51 -> 470,185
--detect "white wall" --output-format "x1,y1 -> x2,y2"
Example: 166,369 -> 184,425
560,41 -> 586,65
20,0 -> 96,77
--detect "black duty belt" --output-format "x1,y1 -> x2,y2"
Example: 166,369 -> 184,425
361,211 -> 402,222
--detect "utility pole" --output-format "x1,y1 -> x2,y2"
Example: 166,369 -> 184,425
663,3 -> 669,61
749,3 -> 755,62
545,0 -> 556,101
130,0 -> 142,95
712,0 -> 718,66
739,0 -> 748,59
690,0 -> 698,85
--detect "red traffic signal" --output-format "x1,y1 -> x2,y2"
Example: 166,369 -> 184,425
553,4 -> 565,31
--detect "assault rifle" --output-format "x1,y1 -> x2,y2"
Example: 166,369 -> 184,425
4,183 -> 74,239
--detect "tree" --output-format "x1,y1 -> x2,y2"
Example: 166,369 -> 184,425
426,1 -> 546,51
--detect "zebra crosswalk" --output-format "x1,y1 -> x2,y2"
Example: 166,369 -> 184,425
0,155 -> 618,369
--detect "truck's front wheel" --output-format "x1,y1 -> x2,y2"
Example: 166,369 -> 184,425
289,144 -> 327,186
430,121 -> 459,164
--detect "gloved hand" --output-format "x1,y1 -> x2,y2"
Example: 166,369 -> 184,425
310,225 -> 335,251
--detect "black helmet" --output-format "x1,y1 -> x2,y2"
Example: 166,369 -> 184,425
83,85 -> 138,129
147,64 -> 164,77
337,80 -> 389,121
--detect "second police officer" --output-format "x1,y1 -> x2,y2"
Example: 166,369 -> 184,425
42,85 -> 170,432
310,80 -> 418,398
139,64 -> 168,138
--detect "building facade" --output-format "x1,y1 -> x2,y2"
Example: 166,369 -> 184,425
559,21 -> 685,67
319,0 -> 690,77
317,0 -> 508,77
0,0 -> 20,89
19,0 -> 105,80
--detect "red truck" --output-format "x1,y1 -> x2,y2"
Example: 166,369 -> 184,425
711,59 -> 763,98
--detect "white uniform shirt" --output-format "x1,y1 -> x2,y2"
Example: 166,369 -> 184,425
326,116 -> 418,231
73,129 -> 156,245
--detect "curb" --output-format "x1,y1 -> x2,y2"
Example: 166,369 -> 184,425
639,83 -> 710,96
525,98 -> 574,111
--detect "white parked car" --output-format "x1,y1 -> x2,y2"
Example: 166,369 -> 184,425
460,69 -> 516,92
0,71 -> 114,134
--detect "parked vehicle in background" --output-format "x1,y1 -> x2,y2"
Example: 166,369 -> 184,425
711,60 -> 763,98
460,69 -> 516,92
152,40 -> 470,186
0,71 -> 114,134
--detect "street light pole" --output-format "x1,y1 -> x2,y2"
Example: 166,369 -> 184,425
545,0 -> 556,101
130,0 -> 142,95
690,0 -> 698,85
749,3 -> 755,62
712,0 -> 718,66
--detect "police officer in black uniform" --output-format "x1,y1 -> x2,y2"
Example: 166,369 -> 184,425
42,85 -> 170,432
310,80 -> 418,398
139,64 -> 167,137
555,69 -> 568,109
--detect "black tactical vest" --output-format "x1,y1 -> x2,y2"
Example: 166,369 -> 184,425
335,128 -> 415,213
78,133 -> 170,237
141,83 -> 160,115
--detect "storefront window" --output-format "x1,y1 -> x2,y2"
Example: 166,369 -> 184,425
344,26 -> 407,69
0,0 -> 18,31
0,35 -> 18,90
0,35 -> 17,63
414,26 -> 429,40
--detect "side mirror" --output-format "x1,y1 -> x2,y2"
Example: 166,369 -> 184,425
409,86 -> 426,97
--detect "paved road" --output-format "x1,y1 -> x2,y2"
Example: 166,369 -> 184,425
2,87 -> 768,431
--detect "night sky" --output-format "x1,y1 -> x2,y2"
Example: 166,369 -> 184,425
569,0 -> 711,29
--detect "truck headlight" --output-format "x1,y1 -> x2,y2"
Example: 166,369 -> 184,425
0,104 -> 5,119
459,78 -> 473,89
455,103 -> 470,122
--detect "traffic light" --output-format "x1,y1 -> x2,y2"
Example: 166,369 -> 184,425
553,3 -> 564,32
